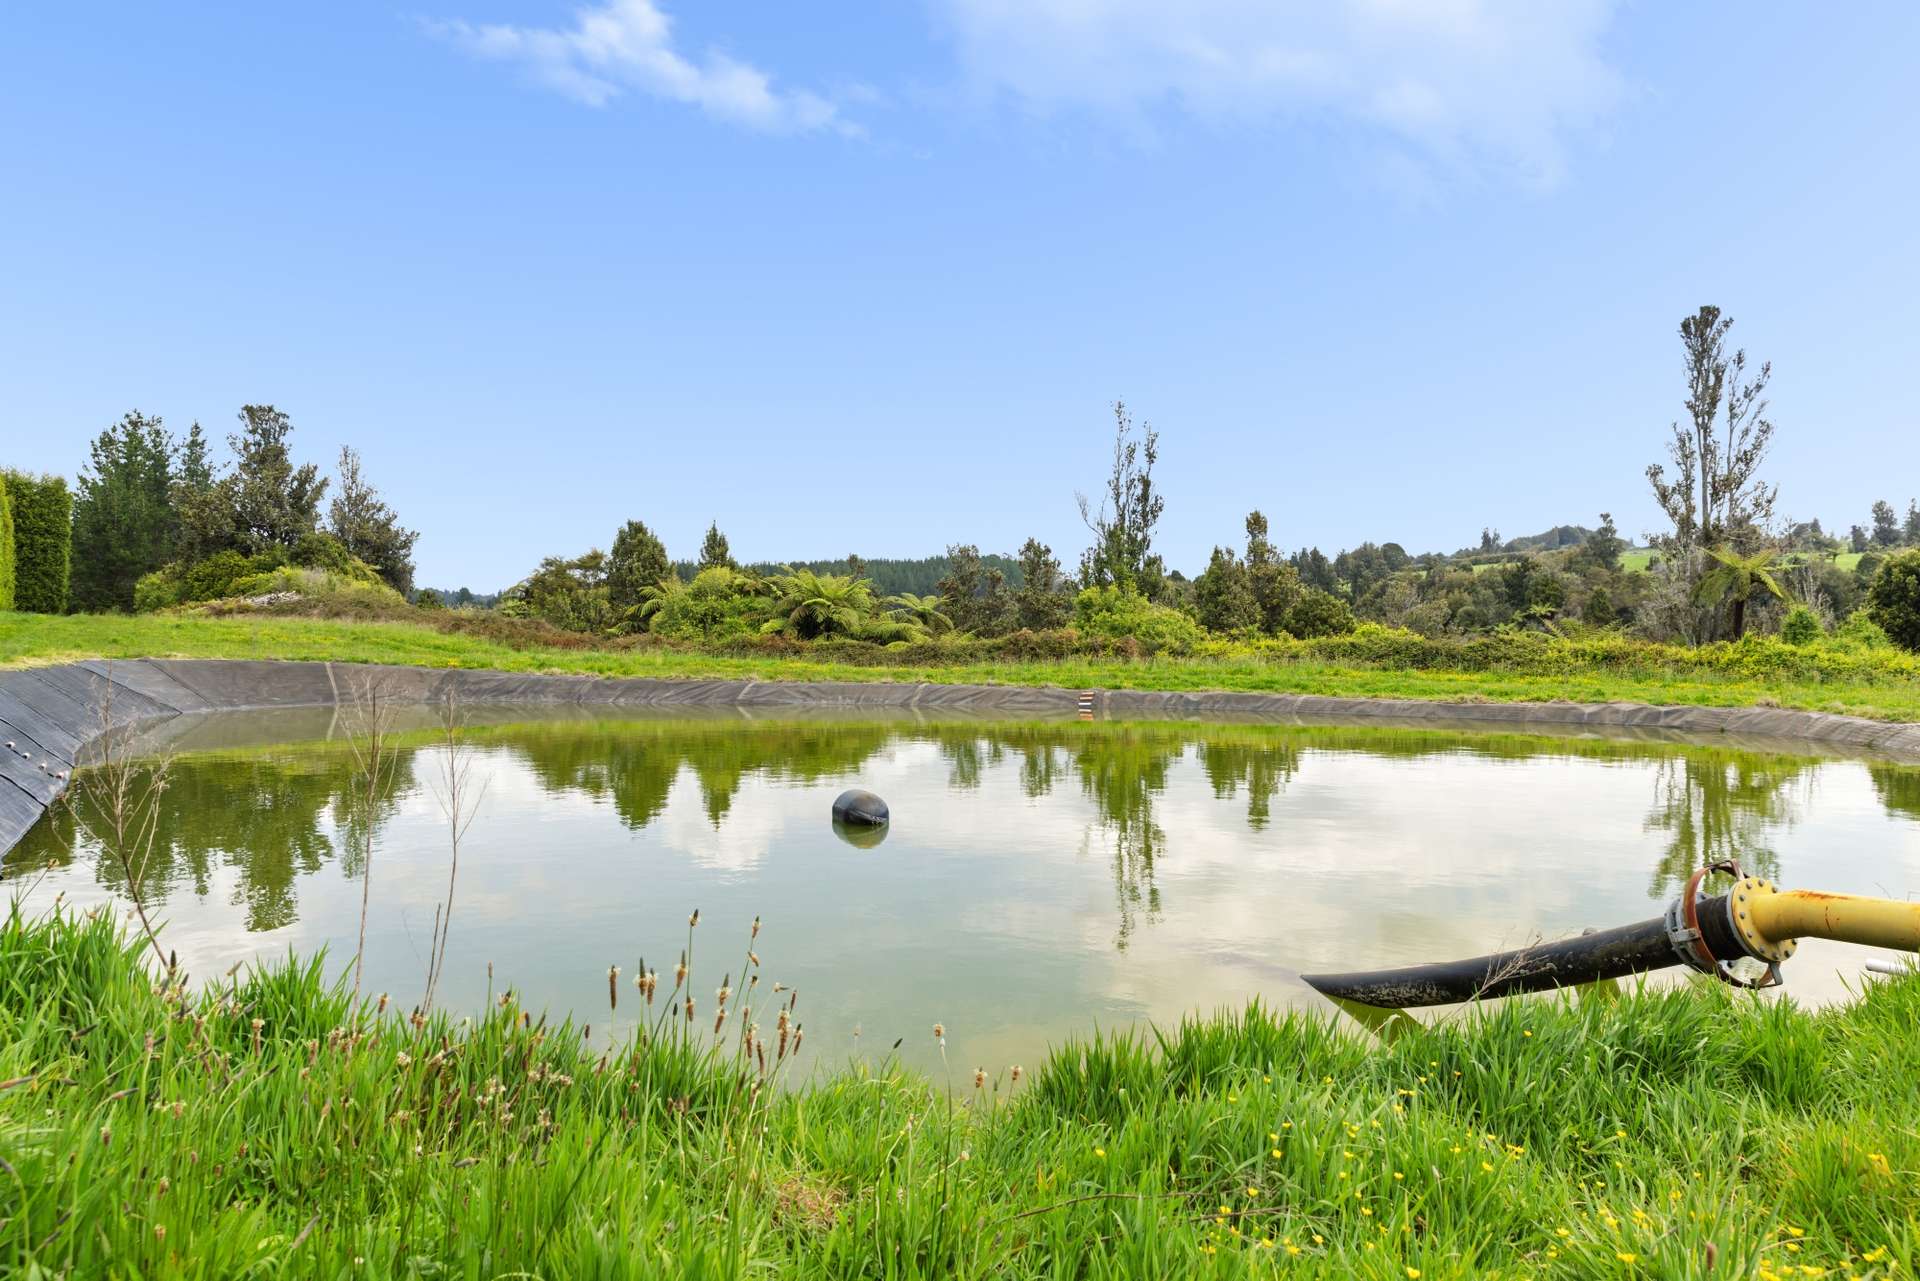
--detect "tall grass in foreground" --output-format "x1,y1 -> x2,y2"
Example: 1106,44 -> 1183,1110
1,907 -> 1914,1279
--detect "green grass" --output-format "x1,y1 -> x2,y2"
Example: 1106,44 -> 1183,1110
1,904 -> 1913,1279
6,609 -> 1920,722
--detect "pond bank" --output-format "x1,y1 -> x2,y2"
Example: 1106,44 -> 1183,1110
6,656 -> 1920,858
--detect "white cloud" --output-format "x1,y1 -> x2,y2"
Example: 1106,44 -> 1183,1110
428,0 -> 847,134
934,0 -> 1626,182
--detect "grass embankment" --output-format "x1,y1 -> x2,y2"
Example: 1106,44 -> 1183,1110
1,907 -> 1914,1278
5,609 -> 1920,722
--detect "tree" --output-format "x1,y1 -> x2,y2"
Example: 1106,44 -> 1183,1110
1870,499 -> 1902,548
1692,546 -> 1784,639
761,569 -> 874,640
2,471 -> 72,613
1906,501 -> 1920,546
504,552 -> 614,632
0,473 -> 14,610
1077,401 -> 1165,591
1647,306 -> 1776,553
70,411 -> 179,611
1012,537 -> 1072,631
1584,587 -> 1617,627
169,421 -> 235,564
1779,605 -> 1821,645
1243,512 -> 1301,635
638,567 -> 764,641
1867,550 -> 1920,652
1291,547 -> 1337,595
937,543 -> 1010,635
1855,552 -> 1885,595
326,447 -> 418,594
1334,543 -> 1397,604
1850,525 -> 1870,554
227,405 -> 327,553
1580,512 -> 1624,573
607,519 -> 672,614
1284,590 -> 1357,638
1193,546 -> 1258,634
886,592 -> 953,633
1479,527 -> 1501,554
697,522 -> 736,572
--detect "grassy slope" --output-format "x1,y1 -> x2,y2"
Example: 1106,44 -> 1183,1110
1,907 -> 1913,1279
5,610 -> 1920,721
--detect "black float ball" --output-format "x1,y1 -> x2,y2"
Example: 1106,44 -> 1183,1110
832,788 -> 889,827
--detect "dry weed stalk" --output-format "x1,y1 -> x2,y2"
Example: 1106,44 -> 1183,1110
423,689 -> 488,1015
341,675 -> 400,1007
68,678 -> 174,971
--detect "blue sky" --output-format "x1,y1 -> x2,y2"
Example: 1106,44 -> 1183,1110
4,2 -> 1916,590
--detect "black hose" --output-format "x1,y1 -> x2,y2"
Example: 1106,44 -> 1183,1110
1301,893 -> 1748,1008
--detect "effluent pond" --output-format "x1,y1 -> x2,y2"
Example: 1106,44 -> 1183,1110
8,708 -> 1920,1076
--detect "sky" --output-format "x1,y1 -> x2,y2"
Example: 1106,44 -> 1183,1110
3,1 -> 1917,591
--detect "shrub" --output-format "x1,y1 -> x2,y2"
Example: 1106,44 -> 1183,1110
645,567 -> 762,641
0,472 -> 14,610
182,550 -> 258,603
1867,549 -> 1920,652
995,628 -> 1079,661
132,566 -> 186,612
1073,585 -> 1205,654
1284,589 -> 1358,638
1779,604 -> 1823,646
1834,610 -> 1893,652
292,530 -> 354,574
224,564 -> 406,608
2,470 -> 72,613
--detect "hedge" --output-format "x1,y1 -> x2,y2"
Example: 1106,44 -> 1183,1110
2,470 -> 72,613
0,473 -> 15,610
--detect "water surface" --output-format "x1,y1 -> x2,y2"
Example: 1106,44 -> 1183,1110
8,711 -> 1919,1075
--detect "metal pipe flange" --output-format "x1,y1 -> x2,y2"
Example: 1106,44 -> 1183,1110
1726,876 -> 1796,964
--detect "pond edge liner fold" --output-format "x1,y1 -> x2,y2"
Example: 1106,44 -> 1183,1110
3,657 -> 1920,860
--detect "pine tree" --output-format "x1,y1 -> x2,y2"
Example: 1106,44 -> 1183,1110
697,522 -> 736,572
608,519 -> 672,613
1871,499 -> 1902,548
326,446 -> 418,593
70,412 -> 179,611
1193,546 -> 1258,633
1580,512 -> 1625,573
1244,511 -> 1301,634
937,543 -> 1009,635
228,405 -> 327,552
169,421 -> 235,564
1012,537 -> 1072,630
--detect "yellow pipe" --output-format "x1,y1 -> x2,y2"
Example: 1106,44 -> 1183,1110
1749,888 -> 1920,953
